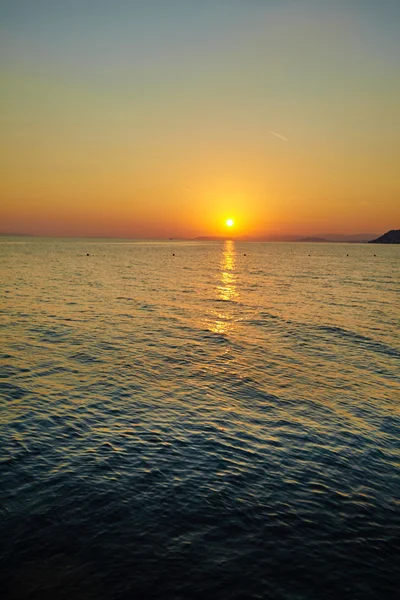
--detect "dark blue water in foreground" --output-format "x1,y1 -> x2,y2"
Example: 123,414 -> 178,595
1,239 -> 399,599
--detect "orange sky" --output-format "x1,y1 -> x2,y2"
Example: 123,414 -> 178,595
1,1 -> 399,238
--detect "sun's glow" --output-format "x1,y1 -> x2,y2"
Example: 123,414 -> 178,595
226,218 -> 234,227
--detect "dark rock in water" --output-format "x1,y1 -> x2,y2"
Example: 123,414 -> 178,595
369,230 -> 400,244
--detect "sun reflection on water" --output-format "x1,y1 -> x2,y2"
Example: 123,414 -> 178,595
210,240 -> 238,335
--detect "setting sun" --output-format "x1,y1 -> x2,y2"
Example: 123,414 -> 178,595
226,219 -> 234,227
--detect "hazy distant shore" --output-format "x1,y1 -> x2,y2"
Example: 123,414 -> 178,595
0,232 -> 381,243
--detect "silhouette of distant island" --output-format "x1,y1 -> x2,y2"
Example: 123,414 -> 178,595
298,237 -> 329,243
369,230 -> 400,244
192,233 -> 379,243
0,232 -> 381,242
0,232 -> 35,237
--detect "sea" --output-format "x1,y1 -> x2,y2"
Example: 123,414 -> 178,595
1,238 -> 399,600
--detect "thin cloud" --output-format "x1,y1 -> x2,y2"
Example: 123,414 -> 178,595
269,130 -> 288,142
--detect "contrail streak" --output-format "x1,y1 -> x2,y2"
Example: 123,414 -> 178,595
269,130 -> 288,142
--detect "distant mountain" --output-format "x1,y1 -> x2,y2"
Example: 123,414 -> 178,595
243,233 -> 379,242
192,233 -> 378,243
321,233 -> 379,242
0,231 -> 384,243
369,230 -> 400,244
0,232 -> 35,237
297,237 -> 329,243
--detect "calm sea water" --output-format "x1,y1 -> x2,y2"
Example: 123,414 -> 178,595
1,238 -> 399,600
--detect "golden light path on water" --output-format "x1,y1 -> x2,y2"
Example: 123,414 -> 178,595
211,240 -> 238,335
1,238 -> 399,600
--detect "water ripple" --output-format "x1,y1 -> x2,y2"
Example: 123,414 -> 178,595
0,240 -> 399,600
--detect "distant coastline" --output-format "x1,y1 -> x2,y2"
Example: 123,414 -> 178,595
369,230 -> 400,244
189,233 -> 379,243
0,232 -> 385,243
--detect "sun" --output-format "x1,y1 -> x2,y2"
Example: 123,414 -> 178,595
226,218 -> 234,227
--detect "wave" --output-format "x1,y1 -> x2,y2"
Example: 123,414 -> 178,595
318,325 -> 400,359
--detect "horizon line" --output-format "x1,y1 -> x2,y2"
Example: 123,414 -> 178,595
0,232 -> 384,241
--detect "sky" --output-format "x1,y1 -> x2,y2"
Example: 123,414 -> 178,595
1,0 -> 399,238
